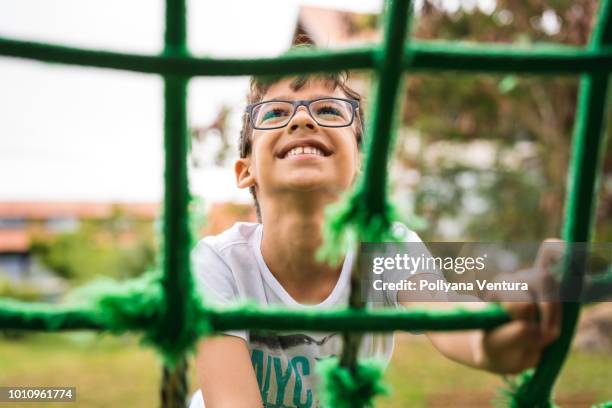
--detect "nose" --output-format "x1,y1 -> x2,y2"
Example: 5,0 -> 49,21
287,105 -> 318,133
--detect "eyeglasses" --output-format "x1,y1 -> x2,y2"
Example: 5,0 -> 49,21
246,97 -> 359,130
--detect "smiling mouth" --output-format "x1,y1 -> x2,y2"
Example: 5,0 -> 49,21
283,146 -> 326,158
278,139 -> 333,159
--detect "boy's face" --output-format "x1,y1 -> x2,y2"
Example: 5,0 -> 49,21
236,78 -> 361,207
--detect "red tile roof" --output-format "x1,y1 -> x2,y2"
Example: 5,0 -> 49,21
0,229 -> 29,252
296,6 -> 379,47
0,202 -> 160,220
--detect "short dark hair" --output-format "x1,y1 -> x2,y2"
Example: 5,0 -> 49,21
239,68 -> 365,221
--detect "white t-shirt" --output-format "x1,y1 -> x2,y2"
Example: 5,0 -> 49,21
189,222 -> 426,408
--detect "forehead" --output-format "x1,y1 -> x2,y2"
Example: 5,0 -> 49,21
261,77 -> 345,101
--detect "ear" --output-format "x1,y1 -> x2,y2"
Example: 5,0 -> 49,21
235,157 -> 256,189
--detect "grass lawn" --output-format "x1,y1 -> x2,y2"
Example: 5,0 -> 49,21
382,334 -> 612,407
0,331 -> 610,407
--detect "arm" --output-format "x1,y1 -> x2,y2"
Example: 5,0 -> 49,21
196,335 -> 263,408
397,238 -> 562,374
410,301 -> 559,374
399,279 -> 560,374
192,241 -> 262,406
398,275 -> 559,373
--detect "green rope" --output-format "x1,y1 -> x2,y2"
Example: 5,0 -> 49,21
319,0 -> 412,263
4,37 -> 612,76
0,273 -> 161,331
0,272 -> 211,365
495,371 -> 559,408
159,1 -> 193,406
64,272 -> 163,334
161,357 -> 189,408
319,2 -> 413,403
317,357 -> 389,408
318,195 -> 401,264
0,298 -> 510,333
160,72 -> 195,369
502,1 -> 612,406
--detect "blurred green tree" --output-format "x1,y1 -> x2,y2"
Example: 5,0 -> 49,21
387,0 -> 611,241
30,206 -> 156,284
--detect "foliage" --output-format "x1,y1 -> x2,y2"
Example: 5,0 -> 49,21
30,207 -> 156,284
0,275 -> 41,302
0,275 -> 42,339
387,0 -> 612,241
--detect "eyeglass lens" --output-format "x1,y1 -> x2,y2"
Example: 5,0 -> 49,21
252,99 -> 353,129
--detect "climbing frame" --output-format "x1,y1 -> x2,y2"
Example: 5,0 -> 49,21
0,0 -> 610,406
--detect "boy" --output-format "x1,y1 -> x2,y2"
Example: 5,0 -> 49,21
190,72 -> 561,408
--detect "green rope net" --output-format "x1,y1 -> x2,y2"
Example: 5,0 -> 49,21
0,0 -> 610,406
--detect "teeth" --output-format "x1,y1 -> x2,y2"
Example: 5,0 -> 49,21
285,146 -> 324,157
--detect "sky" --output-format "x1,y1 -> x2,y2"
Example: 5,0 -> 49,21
0,0 -> 384,204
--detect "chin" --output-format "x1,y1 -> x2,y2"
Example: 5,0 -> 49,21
274,170 -> 352,193
286,180 -> 327,191
281,174 -> 329,191
286,178 -> 351,195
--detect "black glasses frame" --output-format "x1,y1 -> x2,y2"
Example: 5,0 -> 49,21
246,97 -> 359,130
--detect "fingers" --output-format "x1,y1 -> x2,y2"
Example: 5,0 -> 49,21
481,238 -> 566,374
538,301 -> 553,345
535,239 -> 565,271
489,319 -> 540,349
520,348 -> 542,373
503,301 -> 561,346
484,320 -> 542,373
531,239 -> 564,346
502,301 -> 537,320
537,301 -> 562,346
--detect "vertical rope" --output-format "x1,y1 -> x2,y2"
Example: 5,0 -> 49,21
318,1 -> 414,407
160,0 -> 191,406
360,0 -> 413,215
161,358 -> 189,408
516,0 -> 612,405
339,244 -> 366,372
318,0 -> 414,264
339,0 -> 413,368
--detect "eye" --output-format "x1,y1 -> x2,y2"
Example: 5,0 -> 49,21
261,107 -> 290,122
316,105 -> 343,117
314,102 -> 349,122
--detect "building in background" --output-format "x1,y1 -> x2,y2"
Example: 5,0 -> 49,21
0,202 -> 159,298
293,6 -> 379,48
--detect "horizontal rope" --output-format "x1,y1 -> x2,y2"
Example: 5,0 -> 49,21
2,37 -> 612,76
206,303 -> 510,332
0,275 -> 163,332
0,298 -> 109,330
0,296 -> 510,333
0,37 -> 371,76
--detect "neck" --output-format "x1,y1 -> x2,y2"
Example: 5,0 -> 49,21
259,192 -> 342,304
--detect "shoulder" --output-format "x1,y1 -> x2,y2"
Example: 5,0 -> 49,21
194,222 -> 261,255
391,222 -> 422,243
192,223 -> 261,301
192,222 -> 261,280
192,224 -> 258,339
